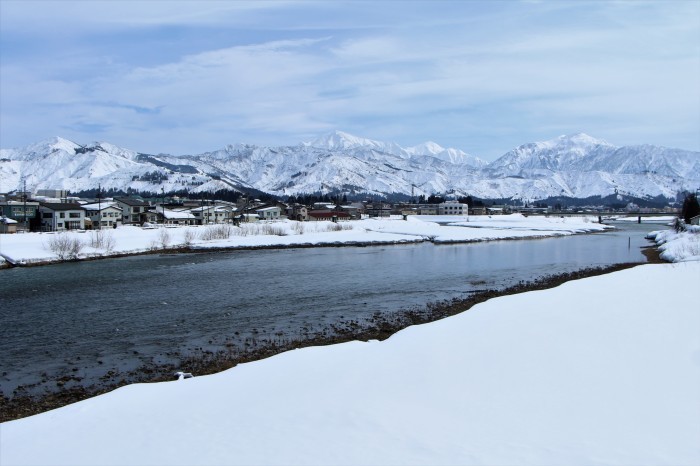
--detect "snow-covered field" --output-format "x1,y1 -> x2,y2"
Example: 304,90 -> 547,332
0,214 -> 609,266
1,261 -> 698,466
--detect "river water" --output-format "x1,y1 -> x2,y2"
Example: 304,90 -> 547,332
0,222 -> 656,397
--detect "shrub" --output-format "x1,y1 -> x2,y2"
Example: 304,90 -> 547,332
89,230 -> 116,252
200,224 -> 234,241
47,233 -> 84,260
182,229 -> 197,247
158,228 -> 171,248
261,224 -> 287,236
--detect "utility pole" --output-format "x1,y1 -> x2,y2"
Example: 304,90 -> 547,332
97,183 -> 102,230
162,186 -> 165,225
22,178 -> 28,232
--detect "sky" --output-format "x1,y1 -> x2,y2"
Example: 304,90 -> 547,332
1,1 -> 699,161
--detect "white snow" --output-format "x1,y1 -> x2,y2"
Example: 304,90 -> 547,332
647,225 -> 700,262
1,261 -> 698,465
0,215 -> 609,265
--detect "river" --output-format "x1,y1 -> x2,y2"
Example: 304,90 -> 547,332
0,222 -> 657,398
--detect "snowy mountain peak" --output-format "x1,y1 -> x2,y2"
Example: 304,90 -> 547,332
408,141 -> 445,155
28,136 -> 81,155
310,130 -> 380,151
552,133 -> 615,148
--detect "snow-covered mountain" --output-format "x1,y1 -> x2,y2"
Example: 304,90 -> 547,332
1,132 -> 698,201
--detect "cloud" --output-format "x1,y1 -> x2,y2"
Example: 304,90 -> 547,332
1,1 -> 698,159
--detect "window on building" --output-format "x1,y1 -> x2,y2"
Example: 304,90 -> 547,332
69,212 -> 81,218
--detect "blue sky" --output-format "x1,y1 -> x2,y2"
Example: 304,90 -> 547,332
1,0 -> 699,160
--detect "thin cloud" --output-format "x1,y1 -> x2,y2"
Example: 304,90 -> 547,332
0,1 -> 698,159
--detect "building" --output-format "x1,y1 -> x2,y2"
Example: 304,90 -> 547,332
0,201 -> 40,230
365,202 -> 393,217
36,189 -> 68,199
0,216 -> 18,234
81,202 -> 123,229
256,206 -> 282,221
190,205 -> 232,225
308,210 -> 351,222
285,204 -> 308,221
115,198 -> 152,225
438,201 -> 468,216
38,203 -> 86,231
158,209 -> 197,226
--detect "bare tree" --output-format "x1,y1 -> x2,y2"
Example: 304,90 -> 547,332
47,233 -> 84,260
182,229 -> 196,248
89,230 -> 116,253
158,228 -> 171,248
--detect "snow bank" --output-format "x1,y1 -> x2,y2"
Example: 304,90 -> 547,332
0,215 -> 611,265
2,262 -> 698,466
647,225 -> 700,262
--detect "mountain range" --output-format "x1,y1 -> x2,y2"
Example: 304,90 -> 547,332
1,131 -> 698,202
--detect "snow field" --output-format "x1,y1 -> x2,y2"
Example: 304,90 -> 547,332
0,214 -> 609,265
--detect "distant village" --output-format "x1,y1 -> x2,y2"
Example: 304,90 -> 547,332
0,188 -> 679,234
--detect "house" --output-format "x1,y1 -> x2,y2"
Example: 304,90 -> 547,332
81,202 -> 123,229
690,215 -> 700,226
190,205 -> 231,225
308,210 -> 351,222
256,206 -> 282,221
115,198 -> 151,225
141,210 -> 161,225
38,203 -> 86,231
237,213 -> 260,223
0,216 -> 18,234
286,204 -> 308,221
438,201 -> 468,216
161,209 -> 197,225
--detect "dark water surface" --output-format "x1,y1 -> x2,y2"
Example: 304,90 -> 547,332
0,222 -> 655,396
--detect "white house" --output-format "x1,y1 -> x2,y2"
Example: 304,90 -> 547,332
162,209 -> 197,225
38,203 -> 86,231
115,197 -> 151,225
190,205 -> 231,224
256,206 -> 282,220
81,202 -> 123,229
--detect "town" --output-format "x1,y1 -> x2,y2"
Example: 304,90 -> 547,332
0,188 -> 681,234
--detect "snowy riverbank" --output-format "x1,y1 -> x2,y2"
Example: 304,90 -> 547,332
0,214 -> 610,266
646,224 -> 700,262
2,260 -> 698,465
